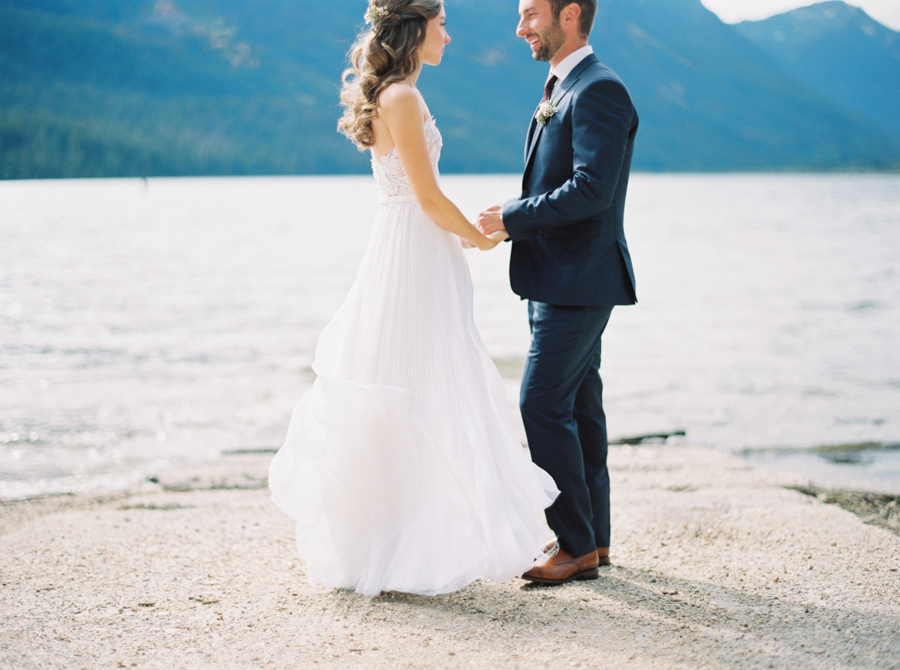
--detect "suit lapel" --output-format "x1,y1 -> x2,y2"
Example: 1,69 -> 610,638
524,114 -> 539,163
524,110 -> 543,169
523,110 -> 545,172
522,54 -> 600,176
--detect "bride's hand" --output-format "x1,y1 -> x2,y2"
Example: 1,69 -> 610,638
475,230 -> 508,251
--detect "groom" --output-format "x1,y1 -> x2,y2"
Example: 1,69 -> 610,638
478,0 -> 638,585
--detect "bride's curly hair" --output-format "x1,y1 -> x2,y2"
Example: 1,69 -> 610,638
338,0 -> 443,150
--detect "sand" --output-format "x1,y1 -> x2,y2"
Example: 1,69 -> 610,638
2,445 -> 899,670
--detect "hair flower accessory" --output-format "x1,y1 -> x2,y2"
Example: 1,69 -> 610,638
366,5 -> 388,24
536,98 -> 559,126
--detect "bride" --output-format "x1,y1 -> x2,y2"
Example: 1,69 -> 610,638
268,0 -> 559,597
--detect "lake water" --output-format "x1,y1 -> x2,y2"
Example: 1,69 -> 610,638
1,173 -> 899,498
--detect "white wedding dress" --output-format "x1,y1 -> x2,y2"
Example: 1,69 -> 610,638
268,118 -> 558,597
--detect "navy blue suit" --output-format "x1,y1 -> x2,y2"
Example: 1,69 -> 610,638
502,53 -> 638,557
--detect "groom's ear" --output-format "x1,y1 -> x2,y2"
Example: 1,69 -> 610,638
560,3 -> 582,35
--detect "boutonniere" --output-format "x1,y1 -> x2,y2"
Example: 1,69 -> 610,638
536,98 -> 559,126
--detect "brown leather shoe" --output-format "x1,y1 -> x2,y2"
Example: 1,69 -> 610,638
522,549 -> 600,585
597,547 -> 611,566
543,541 -> 612,565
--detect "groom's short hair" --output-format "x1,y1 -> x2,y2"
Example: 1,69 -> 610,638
549,0 -> 597,38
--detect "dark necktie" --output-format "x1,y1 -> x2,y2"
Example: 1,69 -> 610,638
542,74 -> 559,103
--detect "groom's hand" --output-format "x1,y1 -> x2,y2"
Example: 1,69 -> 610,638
477,206 -> 506,235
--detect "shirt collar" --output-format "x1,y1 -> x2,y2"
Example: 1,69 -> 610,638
549,45 -> 594,85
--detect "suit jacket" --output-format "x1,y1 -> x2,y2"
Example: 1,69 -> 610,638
502,53 -> 638,306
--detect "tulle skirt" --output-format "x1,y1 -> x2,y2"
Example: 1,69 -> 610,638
269,200 -> 558,597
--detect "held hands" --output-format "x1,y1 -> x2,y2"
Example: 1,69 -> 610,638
461,205 -> 508,250
477,205 -> 506,236
474,230 -> 508,250
461,230 -> 507,251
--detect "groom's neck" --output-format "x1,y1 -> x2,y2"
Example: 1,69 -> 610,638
549,38 -> 589,68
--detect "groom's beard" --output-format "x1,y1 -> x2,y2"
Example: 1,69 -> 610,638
531,17 -> 566,62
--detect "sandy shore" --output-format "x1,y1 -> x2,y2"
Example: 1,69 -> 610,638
2,445 -> 899,670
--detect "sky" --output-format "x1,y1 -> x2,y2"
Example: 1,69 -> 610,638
700,0 -> 900,31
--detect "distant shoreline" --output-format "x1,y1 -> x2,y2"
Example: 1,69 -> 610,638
4,169 -> 900,182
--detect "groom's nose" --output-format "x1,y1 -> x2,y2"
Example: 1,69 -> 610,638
516,17 -> 528,36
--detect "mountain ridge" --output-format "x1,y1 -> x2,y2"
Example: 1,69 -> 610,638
1,0 -> 898,178
735,1 -> 900,144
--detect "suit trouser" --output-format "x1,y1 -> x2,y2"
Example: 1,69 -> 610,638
521,301 -> 614,558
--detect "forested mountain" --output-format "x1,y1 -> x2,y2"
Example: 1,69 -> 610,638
587,0 -> 898,170
735,1 -> 900,144
1,0 -> 898,178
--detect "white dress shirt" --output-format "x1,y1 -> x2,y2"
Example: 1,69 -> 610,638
547,45 -> 594,100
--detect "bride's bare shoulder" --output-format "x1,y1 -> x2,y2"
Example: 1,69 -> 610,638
378,83 -> 425,119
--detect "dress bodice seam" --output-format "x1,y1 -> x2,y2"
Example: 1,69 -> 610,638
371,118 -> 441,200
372,117 -> 437,165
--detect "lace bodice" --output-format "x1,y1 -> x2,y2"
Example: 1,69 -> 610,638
371,118 -> 442,200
